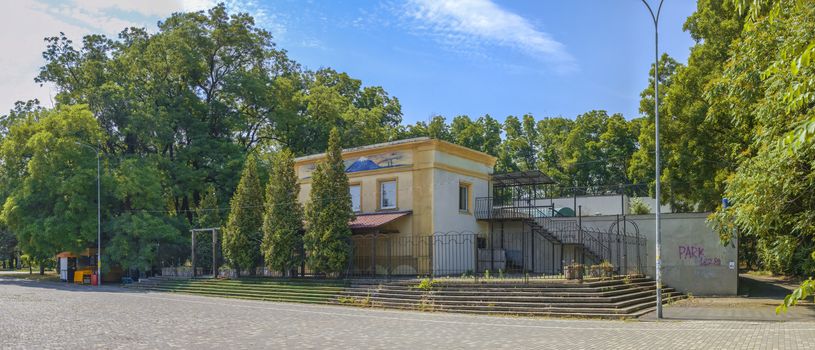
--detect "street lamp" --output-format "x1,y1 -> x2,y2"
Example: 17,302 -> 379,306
641,0 -> 664,319
76,141 -> 101,286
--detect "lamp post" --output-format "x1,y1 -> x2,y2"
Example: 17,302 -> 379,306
641,0 -> 664,319
76,141 -> 101,286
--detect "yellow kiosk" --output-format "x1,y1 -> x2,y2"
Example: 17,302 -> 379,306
56,249 -> 97,285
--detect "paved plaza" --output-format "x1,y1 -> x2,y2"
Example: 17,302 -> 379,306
1,277 -> 814,350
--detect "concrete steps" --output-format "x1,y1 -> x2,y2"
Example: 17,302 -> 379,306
333,277 -> 683,319
125,277 -> 346,304
125,276 -> 682,319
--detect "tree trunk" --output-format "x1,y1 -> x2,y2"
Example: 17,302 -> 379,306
39,263 -> 45,275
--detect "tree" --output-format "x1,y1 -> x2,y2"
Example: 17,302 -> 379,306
304,128 -> 353,275
21,4 -> 403,273
223,154 -> 264,275
499,115 -> 538,172
0,105 -> 105,273
709,0 -> 815,277
629,198 -> 651,215
262,149 -> 304,276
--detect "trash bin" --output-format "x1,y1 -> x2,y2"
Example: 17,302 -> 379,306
91,273 -> 98,286
83,274 -> 91,284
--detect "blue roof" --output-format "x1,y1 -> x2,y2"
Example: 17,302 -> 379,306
346,159 -> 380,173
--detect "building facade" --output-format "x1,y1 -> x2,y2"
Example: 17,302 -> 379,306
294,137 -> 496,275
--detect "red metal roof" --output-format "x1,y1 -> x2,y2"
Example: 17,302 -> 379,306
349,211 -> 412,230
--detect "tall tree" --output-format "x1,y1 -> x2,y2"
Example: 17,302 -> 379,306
304,128 -> 353,275
710,0 -> 815,276
0,105 -> 105,272
262,149 -> 304,276
223,154 -> 264,275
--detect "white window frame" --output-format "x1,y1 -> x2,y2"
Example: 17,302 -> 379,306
458,184 -> 469,212
350,184 -> 362,213
379,180 -> 397,210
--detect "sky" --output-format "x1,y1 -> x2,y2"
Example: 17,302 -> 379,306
0,0 -> 697,124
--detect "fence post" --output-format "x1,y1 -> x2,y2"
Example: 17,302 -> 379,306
578,205 -> 584,279
212,229 -> 218,277
387,236 -> 392,279
623,214 -> 628,275
190,230 -> 196,278
371,234 -> 376,277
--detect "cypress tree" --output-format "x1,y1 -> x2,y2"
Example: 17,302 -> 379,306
262,149 -> 304,276
194,184 -> 221,273
223,154 -> 264,276
304,128 -> 354,275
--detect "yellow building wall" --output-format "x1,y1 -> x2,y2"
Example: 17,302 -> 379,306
294,138 -> 496,239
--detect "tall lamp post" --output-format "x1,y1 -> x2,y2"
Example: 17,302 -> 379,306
76,141 -> 101,286
641,0 -> 664,319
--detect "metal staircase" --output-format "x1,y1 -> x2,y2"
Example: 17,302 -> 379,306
474,197 -> 610,265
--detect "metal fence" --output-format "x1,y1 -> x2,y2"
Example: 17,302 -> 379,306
344,226 -> 645,279
182,222 -> 645,280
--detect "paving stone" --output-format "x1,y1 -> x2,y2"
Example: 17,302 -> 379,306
1,277 -> 814,349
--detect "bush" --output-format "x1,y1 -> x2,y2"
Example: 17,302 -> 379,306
629,198 -> 651,215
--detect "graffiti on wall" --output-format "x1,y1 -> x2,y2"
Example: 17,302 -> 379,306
678,245 -> 721,266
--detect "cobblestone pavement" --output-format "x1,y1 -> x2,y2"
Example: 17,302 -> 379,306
2,277 -> 814,350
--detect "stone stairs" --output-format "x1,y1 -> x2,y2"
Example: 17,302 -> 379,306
124,276 -> 347,304
334,276 -> 684,319
125,275 -> 683,319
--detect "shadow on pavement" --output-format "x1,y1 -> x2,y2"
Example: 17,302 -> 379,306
0,275 -> 147,294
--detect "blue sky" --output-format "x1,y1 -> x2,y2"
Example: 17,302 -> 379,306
0,1 -> 697,124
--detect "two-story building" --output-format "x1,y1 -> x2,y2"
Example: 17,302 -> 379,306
294,137 -> 496,275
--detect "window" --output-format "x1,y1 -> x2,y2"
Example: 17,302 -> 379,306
380,180 -> 397,209
459,182 -> 470,212
350,184 -> 361,212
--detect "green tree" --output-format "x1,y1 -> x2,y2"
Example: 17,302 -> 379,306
223,154 -> 264,275
0,105 -> 105,273
304,128 -> 353,275
499,115 -> 538,172
710,0 -> 815,276
262,149 -> 304,276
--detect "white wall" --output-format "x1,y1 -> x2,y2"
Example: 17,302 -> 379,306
430,164 -> 489,275
536,195 -> 672,216
562,213 -> 738,295
432,168 -> 488,235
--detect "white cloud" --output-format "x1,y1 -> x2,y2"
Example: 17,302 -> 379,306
0,0 -> 281,114
72,0 -> 184,17
400,0 -> 575,72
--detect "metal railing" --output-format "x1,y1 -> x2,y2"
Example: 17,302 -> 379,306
474,196 -> 645,275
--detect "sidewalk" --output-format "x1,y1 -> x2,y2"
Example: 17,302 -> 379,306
641,273 -> 815,322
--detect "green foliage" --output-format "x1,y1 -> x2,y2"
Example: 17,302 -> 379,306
0,105 -> 105,265
262,149 -> 304,276
304,128 -> 353,275
106,158 -> 183,271
223,154 -> 264,273
777,277 -> 814,314
630,198 -> 651,215
415,277 -> 437,291
708,0 -> 815,277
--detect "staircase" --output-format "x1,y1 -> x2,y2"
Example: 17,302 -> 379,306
125,275 -> 683,319
335,276 -> 684,319
475,198 -> 611,266
124,276 -> 347,304
529,215 -> 607,264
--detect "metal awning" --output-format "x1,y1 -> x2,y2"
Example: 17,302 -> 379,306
491,170 -> 555,187
349,211 -> 412,230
